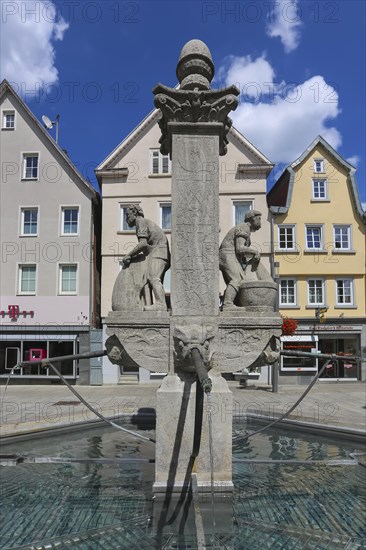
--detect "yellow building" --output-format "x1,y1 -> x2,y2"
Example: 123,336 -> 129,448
268,136 -> 366,383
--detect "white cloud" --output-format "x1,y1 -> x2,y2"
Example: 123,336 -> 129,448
0,1 -> 69,93
266,0 -> 302,53
217,54 -> 278,98
220,56 -> 341,164
346,155 -> 360,167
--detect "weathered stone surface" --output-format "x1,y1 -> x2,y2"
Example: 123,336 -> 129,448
154,373 -> 233,492
112,255 -> 146,312
171,131 -> 220,316
215,315 -> 282,373
105,313 -> 170,372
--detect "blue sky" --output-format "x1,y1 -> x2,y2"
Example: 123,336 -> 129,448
1,0 -> 365,204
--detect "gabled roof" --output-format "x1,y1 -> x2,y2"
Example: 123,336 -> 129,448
0,79 -> 98,200
268,135 -> 365,222
95,105 -> 272,173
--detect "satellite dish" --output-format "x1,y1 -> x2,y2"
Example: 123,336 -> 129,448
42,115 -> 53,129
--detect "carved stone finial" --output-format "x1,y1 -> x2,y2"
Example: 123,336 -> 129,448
176,39 -> 214,90
153,39 -> 239,156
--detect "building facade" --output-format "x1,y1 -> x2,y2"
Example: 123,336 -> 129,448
96,109 -> 274,383
0,80 -> 101,385
268,136 -> 366,383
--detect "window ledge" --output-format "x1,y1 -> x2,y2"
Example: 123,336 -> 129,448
17,293 -> 36,296
148,174 -> 171,178
334,305 -> 357,309
163,229 -> 171,234
310,199 -> 330,203
60,234 -> 79,237
304,249 -> 328,254
305,305 -> 328,309
117,230 -> 135,235
58,293 -> 78,296
279,305 -> 301,309
21,179 -> 38,182
276,249 -> 300,254
332,249 -> 356,254
1,127 -> 15,131
19,234 -> 38,238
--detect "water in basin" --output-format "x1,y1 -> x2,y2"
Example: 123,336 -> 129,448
1,419 -> 365,549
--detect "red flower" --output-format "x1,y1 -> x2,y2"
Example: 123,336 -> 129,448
281,317 -> 298,336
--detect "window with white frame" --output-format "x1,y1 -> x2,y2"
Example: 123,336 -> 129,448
306,225 -> 323,250
61,207 -> 79,235
160,203 -> 171,230
23,154 -> 39,179
307,279 -> 325,306
280,279 -> 297,306
150,149 -> 171,175
278,225 -> 295,250
120,205 -> 136,231
18,265 -> 36,294
314,159 -> 324,173
233,201 -> 252,225
21,208 -> 38,236
59,265 -> 77,294
336,279 -> 353,305
334,225 -> 351,250
2,110 -> 15,129
312,179 -> 327,199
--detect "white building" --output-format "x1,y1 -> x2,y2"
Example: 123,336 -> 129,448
96,108 -> 274,384
0,80 -> 101,385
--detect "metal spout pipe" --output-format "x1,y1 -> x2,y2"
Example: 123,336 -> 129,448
191,347 -> 212,393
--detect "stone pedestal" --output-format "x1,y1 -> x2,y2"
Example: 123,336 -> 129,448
154,373 -> 233,493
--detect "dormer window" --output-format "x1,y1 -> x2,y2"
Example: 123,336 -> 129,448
314,159 -> 324,173
150,149 -> 171,175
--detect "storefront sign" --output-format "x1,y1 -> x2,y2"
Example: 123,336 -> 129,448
297,325 -> 361,332
0,305 -> 34,319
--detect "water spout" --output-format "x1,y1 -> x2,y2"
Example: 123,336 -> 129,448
191,347 -> 212,393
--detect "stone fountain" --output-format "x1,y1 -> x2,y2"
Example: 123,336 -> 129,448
105,40 -> 282,498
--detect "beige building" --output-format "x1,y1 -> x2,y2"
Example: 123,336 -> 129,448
96,108 -> 274,383
0,80 -> 101,384
268,136 -> 366,383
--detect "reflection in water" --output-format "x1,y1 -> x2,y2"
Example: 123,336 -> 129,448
0,420 -> 365,549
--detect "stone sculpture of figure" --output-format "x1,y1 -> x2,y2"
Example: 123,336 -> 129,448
121,204 -> 170,311
219,210 -> 273,308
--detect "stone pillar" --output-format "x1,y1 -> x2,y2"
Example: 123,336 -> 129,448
170,125 -> 220,317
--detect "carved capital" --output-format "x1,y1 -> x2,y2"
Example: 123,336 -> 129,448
153,86 -> 239,156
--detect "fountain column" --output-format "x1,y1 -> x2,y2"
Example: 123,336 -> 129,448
152,39 -> 239,493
